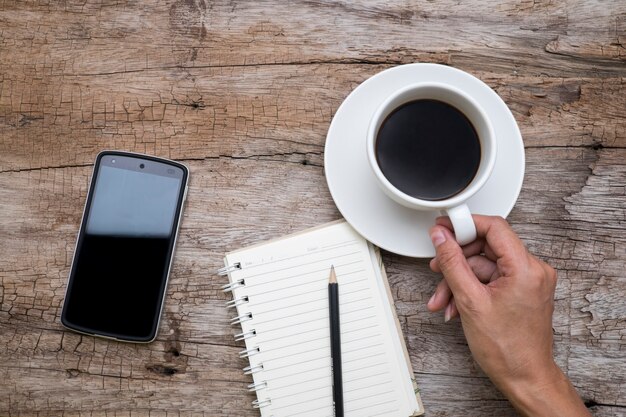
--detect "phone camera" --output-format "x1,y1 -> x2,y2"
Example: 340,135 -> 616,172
139,163 -> 145,169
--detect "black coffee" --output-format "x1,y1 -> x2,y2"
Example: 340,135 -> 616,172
375,99 -> 481,201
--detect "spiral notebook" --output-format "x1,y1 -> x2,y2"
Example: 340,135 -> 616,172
219,220 -> 424,417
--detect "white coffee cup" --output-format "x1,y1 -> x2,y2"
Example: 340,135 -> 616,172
366,82 -> 497,246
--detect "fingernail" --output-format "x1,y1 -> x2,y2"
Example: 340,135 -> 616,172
428,292 -> 436,307
431,230 -> 446,247
444,303 -> 453,322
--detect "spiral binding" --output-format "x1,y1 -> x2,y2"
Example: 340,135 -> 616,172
252,398 -> 271,409
221,261 -> 271,411
234,329 -> 256,341
248,381 -> 268,391
231,312 -> 253,325
239,346 -> 260,358
217,262 -> 241,276
225,295 -> 249,309
222,278 -> 244,292
243,364 -> 264,375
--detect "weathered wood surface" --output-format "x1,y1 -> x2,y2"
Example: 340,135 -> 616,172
0,0 -> 624,416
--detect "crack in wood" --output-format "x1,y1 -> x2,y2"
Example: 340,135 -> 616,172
2,146 -> 624,175
0,151 -> 326,174
63,60 -> 400,77
585,399 -> 626,409
145,364 -> 180,376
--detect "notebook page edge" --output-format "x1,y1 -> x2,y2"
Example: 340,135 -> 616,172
369,244 -> 425,416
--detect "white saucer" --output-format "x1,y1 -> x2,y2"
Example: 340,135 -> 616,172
324,64 -> 525,258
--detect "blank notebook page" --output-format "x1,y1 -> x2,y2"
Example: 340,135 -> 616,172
225,221 -> 421,417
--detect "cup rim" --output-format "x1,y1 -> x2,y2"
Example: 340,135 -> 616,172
366,81 -> 497,209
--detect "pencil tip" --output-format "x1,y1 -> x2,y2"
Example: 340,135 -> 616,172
329,265 -> 337,284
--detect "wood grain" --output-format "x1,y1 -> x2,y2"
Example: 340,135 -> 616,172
1,0 -> 625,416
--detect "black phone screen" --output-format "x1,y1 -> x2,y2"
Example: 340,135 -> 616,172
62,152 -> 187,342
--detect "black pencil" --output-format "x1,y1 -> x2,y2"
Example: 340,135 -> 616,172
328,265 -> 344,417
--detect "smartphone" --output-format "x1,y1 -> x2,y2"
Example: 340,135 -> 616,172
61,151 -> 189,342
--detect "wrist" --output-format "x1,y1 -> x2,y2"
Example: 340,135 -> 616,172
503,361 -> 561,412
502,361 -> 590,417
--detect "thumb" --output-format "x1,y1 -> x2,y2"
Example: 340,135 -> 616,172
430,225 -> 484,306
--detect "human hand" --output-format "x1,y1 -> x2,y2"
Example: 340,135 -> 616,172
427,215 -> 590,417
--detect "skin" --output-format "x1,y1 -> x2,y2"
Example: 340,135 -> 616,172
427,215 -> 591,417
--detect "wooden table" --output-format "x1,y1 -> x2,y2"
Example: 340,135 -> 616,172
1,1 -> 625,416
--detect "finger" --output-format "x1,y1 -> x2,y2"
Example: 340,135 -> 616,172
430,225 -> 484,305
439,215 -> 527,266
435,216 -> 453,229
471,215 -> 527,260
430,237 -> 486,273
444,298 -> 458,322
483,242 -> 498,262
435,217 -> 484,254
462,238 -> 486,258
466,255 -> 499,283
429,257 -> 441,273
433,253 -> 499,282
427,279 -> 452,312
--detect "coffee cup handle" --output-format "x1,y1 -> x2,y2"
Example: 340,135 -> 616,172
444,204 -> 477,246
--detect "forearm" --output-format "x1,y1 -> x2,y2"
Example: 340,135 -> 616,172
503,362 -> 591,417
